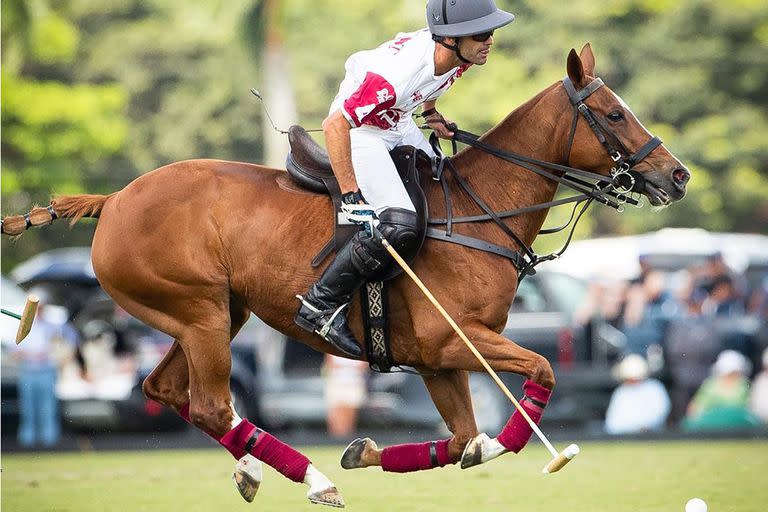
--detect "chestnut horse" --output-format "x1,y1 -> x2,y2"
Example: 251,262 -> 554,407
3,45 -> 689,506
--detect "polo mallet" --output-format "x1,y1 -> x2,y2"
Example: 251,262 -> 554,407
376,234 -> 579,474
1,294 -> 40,344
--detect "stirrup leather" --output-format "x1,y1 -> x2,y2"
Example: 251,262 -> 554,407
295,295 -> 349,339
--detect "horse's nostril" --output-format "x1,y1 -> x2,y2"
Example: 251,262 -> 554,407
672,168 -> 690,186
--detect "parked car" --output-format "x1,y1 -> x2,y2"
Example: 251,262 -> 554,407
7,248 -> 259,433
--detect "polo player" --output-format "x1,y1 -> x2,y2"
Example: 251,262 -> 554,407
295,0 -> 516,358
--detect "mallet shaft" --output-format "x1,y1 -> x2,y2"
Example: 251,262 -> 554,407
1,308 -> 22,320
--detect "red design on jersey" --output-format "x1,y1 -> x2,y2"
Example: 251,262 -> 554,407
455,63 -> 472,79
388,37 -> 413,53
343,72 -> 399,129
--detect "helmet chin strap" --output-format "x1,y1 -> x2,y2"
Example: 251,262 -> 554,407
433,35 -> 472,64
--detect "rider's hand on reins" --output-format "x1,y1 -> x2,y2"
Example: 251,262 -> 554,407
426,115 -> 456,139
419,108 -> 455,139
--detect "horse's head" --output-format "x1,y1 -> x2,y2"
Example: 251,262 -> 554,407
563,44 -> 690,207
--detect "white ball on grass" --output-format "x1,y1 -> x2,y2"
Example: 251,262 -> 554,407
685,498 -> 707,512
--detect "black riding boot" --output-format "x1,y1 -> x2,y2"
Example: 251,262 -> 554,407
295,207 -> 420,359
295,239 -> 367,358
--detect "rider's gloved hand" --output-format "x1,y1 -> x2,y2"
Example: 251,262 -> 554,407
340,190 -> 377,233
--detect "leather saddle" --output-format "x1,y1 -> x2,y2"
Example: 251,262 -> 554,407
285,125 -> 430,282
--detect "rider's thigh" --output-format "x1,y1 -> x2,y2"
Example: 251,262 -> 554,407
398,119 -> 437,160
349,127 -> 415,215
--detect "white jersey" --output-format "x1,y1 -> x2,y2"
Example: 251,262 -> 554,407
331,29 -> 471,133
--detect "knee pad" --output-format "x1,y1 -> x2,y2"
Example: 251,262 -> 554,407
377,208 -> 419,253
349,208 -> 419,276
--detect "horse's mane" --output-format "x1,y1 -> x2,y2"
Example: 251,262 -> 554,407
452,81 -> 563,165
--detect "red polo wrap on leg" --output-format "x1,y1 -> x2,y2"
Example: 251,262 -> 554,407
218,418 -> 256,460
249,431 -> 311,483
381,439 -> 453,473
496,379 -> 552,453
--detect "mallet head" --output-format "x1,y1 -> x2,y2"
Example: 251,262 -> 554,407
15,294 -> 39,344
542,443 -> 580,474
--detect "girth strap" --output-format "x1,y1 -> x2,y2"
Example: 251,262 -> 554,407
426,228 -> 528,269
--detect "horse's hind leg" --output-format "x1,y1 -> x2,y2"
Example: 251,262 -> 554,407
340,369 -> 475,473
181,315 -> 345,508
141,336 -> 264,503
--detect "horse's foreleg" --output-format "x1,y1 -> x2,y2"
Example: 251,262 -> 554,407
435,326 -> 555,469
340,370 -> 474,473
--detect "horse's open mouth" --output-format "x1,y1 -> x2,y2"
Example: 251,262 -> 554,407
644,180 -> 671,206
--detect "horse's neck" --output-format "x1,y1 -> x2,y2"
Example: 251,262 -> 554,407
446,82 -> 569,248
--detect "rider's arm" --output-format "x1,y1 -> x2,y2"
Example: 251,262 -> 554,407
323,110 -> 360,196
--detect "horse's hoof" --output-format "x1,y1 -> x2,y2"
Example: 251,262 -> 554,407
461,433 -> 507,469
340,437 -> 376,469
460,433 -> 487,469
233,469 -> 259,502
308,486 -> 346,508
232,457 -> 261,503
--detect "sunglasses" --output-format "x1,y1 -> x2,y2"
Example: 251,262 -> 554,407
470,30 -> 494,42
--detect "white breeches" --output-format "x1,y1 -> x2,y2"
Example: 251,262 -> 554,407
348,122 -> 435,215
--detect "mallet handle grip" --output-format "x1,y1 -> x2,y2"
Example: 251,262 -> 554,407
381,239 -> 559,458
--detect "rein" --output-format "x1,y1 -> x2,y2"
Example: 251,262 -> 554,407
426,76 -> 662,279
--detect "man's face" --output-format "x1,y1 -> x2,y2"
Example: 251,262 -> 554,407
455,32 -> 494,65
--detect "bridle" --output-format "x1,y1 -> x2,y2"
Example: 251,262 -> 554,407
561,77 -> 662,196
425,76 -> 664,278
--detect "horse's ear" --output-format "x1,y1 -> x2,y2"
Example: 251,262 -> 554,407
579,43 -> 595,77
566,48 -> 586,87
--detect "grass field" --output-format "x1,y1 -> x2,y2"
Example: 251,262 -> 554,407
3,440 -> 767,511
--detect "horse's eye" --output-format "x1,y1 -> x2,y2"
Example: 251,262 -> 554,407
607,110 -> 624,122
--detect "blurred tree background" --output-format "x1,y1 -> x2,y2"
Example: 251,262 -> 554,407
2,0 -> 767,272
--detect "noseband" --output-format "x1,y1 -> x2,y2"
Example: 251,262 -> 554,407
425,76 -> 664,278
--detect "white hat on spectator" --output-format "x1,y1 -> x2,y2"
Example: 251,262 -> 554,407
712,350 -> 751,377
615,354 -> 649,381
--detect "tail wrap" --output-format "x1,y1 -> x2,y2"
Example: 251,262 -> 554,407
1,193 -> 113,236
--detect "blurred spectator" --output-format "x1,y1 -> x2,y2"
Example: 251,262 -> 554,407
682,350 -> 760,431
574,279 -> 628,330
747,274 -> 768,318
700,274 -> 745,317
323,354 -> 368,439
604,354 -> 670,434
665,316 -> 722,422
621,270 -> 682,357
689,252 -> 746,313
13,303 -> 78,447
629,254 -> 653,286
749,348 -> 768,423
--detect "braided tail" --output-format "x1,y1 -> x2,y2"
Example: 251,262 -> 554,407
1,193 -> 115,236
